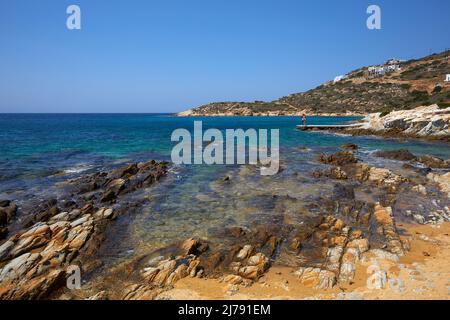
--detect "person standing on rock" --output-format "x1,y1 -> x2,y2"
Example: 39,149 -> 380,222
301,114 -> 307,127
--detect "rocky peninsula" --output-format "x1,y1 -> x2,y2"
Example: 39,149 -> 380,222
344,104 -> 450,142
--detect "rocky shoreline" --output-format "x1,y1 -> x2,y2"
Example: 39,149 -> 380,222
1,143 -> 450,300
0,160 -> 168,299
176,107 -> 364,117
341,105 -> 450,142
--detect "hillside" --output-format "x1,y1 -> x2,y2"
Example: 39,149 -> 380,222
177,50 -> 450,116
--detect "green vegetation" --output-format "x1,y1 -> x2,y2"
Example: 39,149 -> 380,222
410,90 -> 430,102
380,107 -> 393,117
400,83 -> 411,90
438,102 -> 450,109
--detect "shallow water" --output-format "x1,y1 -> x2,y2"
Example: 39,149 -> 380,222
1,114 -> 450,277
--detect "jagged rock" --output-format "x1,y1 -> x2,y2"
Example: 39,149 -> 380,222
417,155 -> 450,169
180,238 -> 199,255
188,259 -> 200,277
0,252 -> 41,283
373,204 -> 404,255
247,253 -> 268,267
0,160 -> 168,300
142,267 -> 160,282
8,227 -> 51,258
362,249 -> 400,264
94,208 -> 114,220
0,205 -> 112,299
427,172 -> 450,198
223,274 -> 250,286
351,163 -> 405,188
347,238 -> 369,253
374,149 -> 416,161
166,265 -> 189,285
326,246 -> 344,273
341,143 -> 358,150
86,291 -> 108,300
366,265 -> 387,290
141,255 -> 199,287
106,178 -> 126,194
367,167 -> 404,187
294,267 -> 337,289
314,167 -> 348,180
358,105 -> 450,138
0,240 -> 14,262
122,284 -> 159,300
411,185 -> 427,195
317,151 -> 358,166
413,214 -> 426,224
238,253 -> 269,280
236,245 -> 253,260
238,266 -> 261,280
339,248 -> 360,283
332,219 -> 345,232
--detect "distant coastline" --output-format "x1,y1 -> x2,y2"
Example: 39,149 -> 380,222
176,50 -> 450,118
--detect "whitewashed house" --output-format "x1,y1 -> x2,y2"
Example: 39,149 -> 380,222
445,74 -> 450,82
387,64 -> 401,72
368,66 -> 386,76
334,75 -> 347,83
385,58 -> 406,65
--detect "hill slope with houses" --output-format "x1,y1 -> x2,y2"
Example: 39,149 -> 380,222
177,50 -> 450,116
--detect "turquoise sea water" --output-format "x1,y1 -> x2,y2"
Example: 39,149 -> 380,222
1,113 -> 450,272
1,113 -> 450,192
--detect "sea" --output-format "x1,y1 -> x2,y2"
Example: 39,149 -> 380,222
1,113 -> 449,274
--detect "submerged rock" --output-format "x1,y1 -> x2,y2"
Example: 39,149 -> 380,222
340,143 -> 358,150
313,167 -> 348,180
418,155 -> 450,169
374,149 -> 417,161
317,151 -> 358,166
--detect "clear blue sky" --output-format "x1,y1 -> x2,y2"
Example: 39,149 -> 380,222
1,0 -> 449,113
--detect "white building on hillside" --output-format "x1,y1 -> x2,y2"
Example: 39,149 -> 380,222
387,64 -> 401,72
368,66 -> 386,76
334,75 -> 347,83
385,58 -> 406,65
446,74 -> 450,82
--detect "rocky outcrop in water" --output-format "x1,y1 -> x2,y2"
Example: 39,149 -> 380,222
349,105 -> 450,141
0,160 -> 168,300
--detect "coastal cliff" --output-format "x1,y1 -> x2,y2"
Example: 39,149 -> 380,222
177,50 -> 450,117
